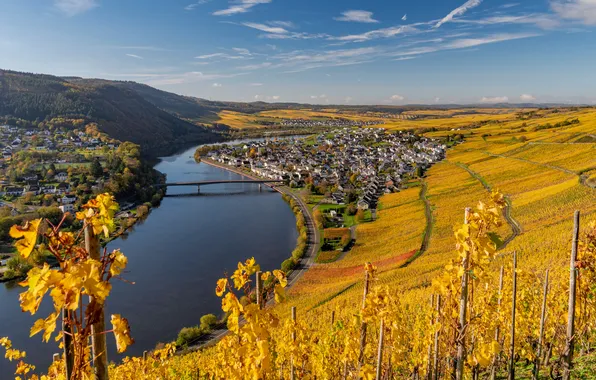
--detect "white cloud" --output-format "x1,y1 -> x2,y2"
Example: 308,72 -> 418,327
501,3 -> 520,8
195,53 -> 247,60
551,0 -> 596,25
242,22 -> 288,34
520,94 -> 536,101
213,0 -> 271,16
391,94 -> 405,101
269,21 -> 295,28
54,0 -> 98,16
335,10 -> 379,23
333,25 -> 417,42
232,47 -> 252,55
435,0 -> 482,28
146,71 -> 247,86
434,97 -> 441,103
444,33 -> 540,49
402,14 -> 407,21
455,14 -> 560,29
125,54 -> 143,59
481,96 -> 509,103
185,0 -> 210,11
345,96 -> 353,103
270,95 -> 280,101
310,94 -> 327,99
394,56 -> 417,61
237,62 -> 273,70
212,83 -> 223,87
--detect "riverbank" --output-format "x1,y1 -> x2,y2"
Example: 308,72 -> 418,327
183,159 -> 320,349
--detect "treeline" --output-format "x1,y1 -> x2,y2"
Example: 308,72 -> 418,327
533,118 -> 580,131
281,193 -> 309,273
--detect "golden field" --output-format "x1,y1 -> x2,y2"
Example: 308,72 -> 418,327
106,106 -> 595,377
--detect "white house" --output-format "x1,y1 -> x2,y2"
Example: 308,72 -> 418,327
55,172 -> 68,182
59,204 -> 75,215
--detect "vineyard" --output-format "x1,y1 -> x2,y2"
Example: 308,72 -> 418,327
1,107 -> 596,379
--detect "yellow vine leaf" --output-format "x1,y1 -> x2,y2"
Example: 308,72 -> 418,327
10,219 -> 41,259
109,250 -> 128,277
273,284 -> 286,303
215,278 -> 228,297
111,314 -> 134,353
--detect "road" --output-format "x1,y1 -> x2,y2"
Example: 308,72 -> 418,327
182,162 -> 320,351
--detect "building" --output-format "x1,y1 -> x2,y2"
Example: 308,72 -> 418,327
55,172 -> 68,182
59,204 -> 75,215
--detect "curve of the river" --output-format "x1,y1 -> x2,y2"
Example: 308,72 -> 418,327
0,141 -> 298,377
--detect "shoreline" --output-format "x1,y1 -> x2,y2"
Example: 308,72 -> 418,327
185,158 -> 320,349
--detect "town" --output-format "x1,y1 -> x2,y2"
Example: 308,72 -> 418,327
206,128 -> 446,212
0,123 -> 121,216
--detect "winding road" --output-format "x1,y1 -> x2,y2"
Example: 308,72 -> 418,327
182,160 -> 320,351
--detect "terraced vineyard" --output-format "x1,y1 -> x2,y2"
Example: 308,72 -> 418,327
5,107 -> 596,379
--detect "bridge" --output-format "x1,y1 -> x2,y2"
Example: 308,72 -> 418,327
155,180 -> 285,193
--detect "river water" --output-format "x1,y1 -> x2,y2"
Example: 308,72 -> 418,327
0,142 -> 298,377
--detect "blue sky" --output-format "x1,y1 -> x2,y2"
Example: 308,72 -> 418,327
1,0 -> 595,104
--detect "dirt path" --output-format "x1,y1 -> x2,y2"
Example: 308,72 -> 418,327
454,161 -> 522,250
400,181 -> 433,268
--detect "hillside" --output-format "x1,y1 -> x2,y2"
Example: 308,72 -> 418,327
101,107 -> 595,378
0,70 -> 221,154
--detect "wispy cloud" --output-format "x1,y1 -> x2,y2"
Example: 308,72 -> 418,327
213,0 -> 271,16
390,94 -> 405,101
146,71 -> 248,86
110,45 -> 170,52
481,96 -> 509,103
212,82 -> 223,87
501,3 -> 520,8
54,0 -> 98,16
269,21 -> 295,28
394,56 -> 417,61
455,14 -> 560,29
435,0 -> 482,28
331,25 -> 418,42
334,10 -> 379,23
242,22 -> 288,34
402,14 -> 407,21
250,83 -> 263,86
184,0 -> 211,11
520,94 -> 536,101
125,54 -> 143,59
551,0 -> 596,25
195,52 -> 248,60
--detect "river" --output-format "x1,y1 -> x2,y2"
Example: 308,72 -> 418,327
0,141 -> 299,377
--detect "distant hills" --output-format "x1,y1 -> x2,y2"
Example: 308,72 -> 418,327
0,70 -> 221,155
0,69 -> 586,155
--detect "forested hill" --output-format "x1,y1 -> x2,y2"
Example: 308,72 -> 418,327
0,70 -> 222,154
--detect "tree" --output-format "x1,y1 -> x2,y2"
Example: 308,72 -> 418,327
91,158 -> 104,178
313,209 -> 325,229
356,209 -> 366,222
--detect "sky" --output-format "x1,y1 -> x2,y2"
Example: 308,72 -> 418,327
1,0 -> 596,105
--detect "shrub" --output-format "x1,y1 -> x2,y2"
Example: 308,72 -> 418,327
200,314 -> 217,330
281,258 -> 296,272
175,326 -> 206,348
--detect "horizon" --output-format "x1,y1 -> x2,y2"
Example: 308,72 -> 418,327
1,0 -> 596,104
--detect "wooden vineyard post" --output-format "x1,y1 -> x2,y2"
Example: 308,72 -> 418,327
533,269 -> 549,380
358,268 -> 371,371
456,207 -> 472,380
256,271 -> 263,309
291,306 -> 297,380
62,308 -> 74,380
432,295 -> 441,380
85,225 -> 108,380
508,252 -> 518,380
53,353 -> 60,363
331,310 -> 335,326
563,211 -> 580,380
376,319 -> 384,380
490,266 -> 505,380
427,295 -> 434,380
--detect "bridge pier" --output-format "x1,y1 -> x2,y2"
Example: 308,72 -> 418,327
258,184 -> 262,192
197,185 -> 200,194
